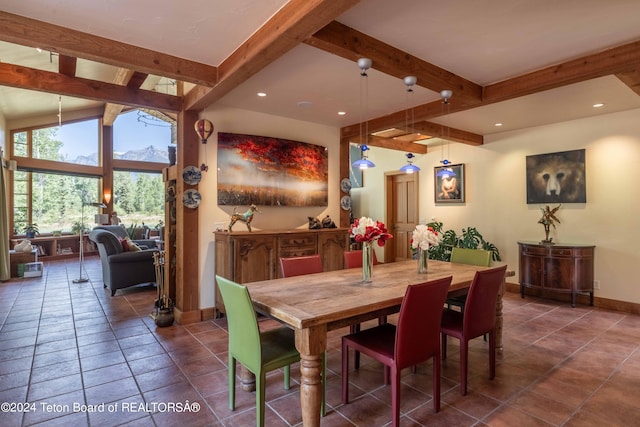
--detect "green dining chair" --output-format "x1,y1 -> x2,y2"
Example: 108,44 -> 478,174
216,275 -> 300,427
446,247 -> 492,311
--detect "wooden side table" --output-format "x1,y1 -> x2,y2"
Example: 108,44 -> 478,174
10,249 -> 38,278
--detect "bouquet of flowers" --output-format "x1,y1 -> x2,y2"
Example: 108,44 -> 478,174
411,224 -> 441,251
350,216 -> 393,247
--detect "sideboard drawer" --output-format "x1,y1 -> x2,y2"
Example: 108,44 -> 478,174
550,247 -> 573,257
279,234 -> 317,250
521,245 -> 547,256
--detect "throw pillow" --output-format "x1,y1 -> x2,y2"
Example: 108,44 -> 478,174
125,237 -> 142,252
118,237 -> 129,252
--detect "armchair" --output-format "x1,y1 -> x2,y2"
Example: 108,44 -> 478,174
88,229 -> 157,296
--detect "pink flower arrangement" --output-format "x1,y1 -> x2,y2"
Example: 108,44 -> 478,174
350,216 -> 393,247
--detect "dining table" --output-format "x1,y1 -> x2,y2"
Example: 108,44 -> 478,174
244,259 -> 509,427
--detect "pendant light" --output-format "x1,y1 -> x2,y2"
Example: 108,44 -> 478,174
352,58 -> 375,170
440,89 -> 453,166
399,75 -> 420,173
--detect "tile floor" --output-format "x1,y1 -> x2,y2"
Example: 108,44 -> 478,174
1,257 -> 640,426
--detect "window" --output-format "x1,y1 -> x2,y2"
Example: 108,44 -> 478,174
113,171 -> 164,230
13,171 -> 99,235
114,110 -> 173,163
13,120 -> 99,165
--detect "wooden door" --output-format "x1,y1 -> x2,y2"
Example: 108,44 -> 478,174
385,171 -> 418,262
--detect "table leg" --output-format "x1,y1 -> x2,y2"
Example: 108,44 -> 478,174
240,365 -> 255,392
295,325 -> 326,427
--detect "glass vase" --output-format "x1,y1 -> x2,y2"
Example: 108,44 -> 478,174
417,248 -> 428,274
362,241 -> 373,282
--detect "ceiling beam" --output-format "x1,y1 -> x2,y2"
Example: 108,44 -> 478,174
366,136 -> 429,154
58,55 -> 77,77
306,21 -> 483,104
0,11 -> 217,87
484,39 -> 640,102
184,0 -> 361,111
343,38 -> 640,141
103,69 -> 151,125
616,69 -> 640,96
0,62 -> 182,112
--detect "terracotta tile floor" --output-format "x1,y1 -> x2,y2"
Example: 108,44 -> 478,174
1,257 -> 640,426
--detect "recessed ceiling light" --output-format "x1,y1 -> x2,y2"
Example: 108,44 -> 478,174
592,103 -> 604,108
494,123 -> 503,127
257,92 -> 267,97
338,111 -> 346,116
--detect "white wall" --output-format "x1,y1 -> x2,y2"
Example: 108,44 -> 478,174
356,108 -> 640,304
196,106 -> 341,308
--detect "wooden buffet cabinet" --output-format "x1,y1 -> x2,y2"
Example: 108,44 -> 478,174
214,228 -> 350,313
518,241 -> 595,307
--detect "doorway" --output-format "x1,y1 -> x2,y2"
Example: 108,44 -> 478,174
385,171 -> 419,262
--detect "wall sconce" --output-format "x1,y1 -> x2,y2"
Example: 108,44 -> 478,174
103,191 -> 112,205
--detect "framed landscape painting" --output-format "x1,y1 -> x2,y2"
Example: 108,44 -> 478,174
434,163 -> 465,203
526,149 -> 586,204
217,132 -> 328,207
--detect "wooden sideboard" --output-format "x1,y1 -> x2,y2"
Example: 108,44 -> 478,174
214,228 -> 350,312
518,241 -> 595,307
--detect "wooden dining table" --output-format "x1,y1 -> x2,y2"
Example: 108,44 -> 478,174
244,259 -> 507,427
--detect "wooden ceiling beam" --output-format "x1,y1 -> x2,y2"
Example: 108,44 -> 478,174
184,0 -> 361,111
484,39 -> 640,102
366,136 -> 429,154
58,55 -> 77,77
616,69 -> 640,96
0,10 -> 217,87
306,21 -> 483,104
103,69 -> 150,125
0,62 -> 182,112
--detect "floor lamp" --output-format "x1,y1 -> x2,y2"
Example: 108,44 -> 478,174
73,202 -> 106,283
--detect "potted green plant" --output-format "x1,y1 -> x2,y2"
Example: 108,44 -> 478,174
425,221 -> 501,262
23,223 -> 40,238
71,221 -> 87,235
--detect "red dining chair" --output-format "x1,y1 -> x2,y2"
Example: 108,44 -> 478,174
342,276 -> 453,426
441,265 -> 507,395
279,254 -> 326,416
343,249 -> 384,369
279,254 -> 323,277
343,249 -> 379,268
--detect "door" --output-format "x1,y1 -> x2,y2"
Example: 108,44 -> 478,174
385,171 -> 418,262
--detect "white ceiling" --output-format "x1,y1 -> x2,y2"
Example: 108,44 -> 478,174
2,0 -> 640,137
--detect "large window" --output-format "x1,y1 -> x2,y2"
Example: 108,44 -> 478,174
13,120 -> 100,165
13,171 -> 99,234
113,171 -> 164,230
10,111 -> 169,238
114,110 -> 173,163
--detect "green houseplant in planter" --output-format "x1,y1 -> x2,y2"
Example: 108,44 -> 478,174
23,223 -> 40,238
426,221 -> 501,262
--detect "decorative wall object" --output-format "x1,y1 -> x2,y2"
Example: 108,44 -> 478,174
434,163 -> 465,203
217,132 -> 328,206
526,149 -> 586,204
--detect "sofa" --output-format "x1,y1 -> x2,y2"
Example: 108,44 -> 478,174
88,228 -> 158,296
92,225 -> 158,249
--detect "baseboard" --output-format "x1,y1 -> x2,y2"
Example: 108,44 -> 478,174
505,281 -> 640,315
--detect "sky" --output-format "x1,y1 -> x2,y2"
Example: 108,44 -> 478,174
57,110 -> 172,158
